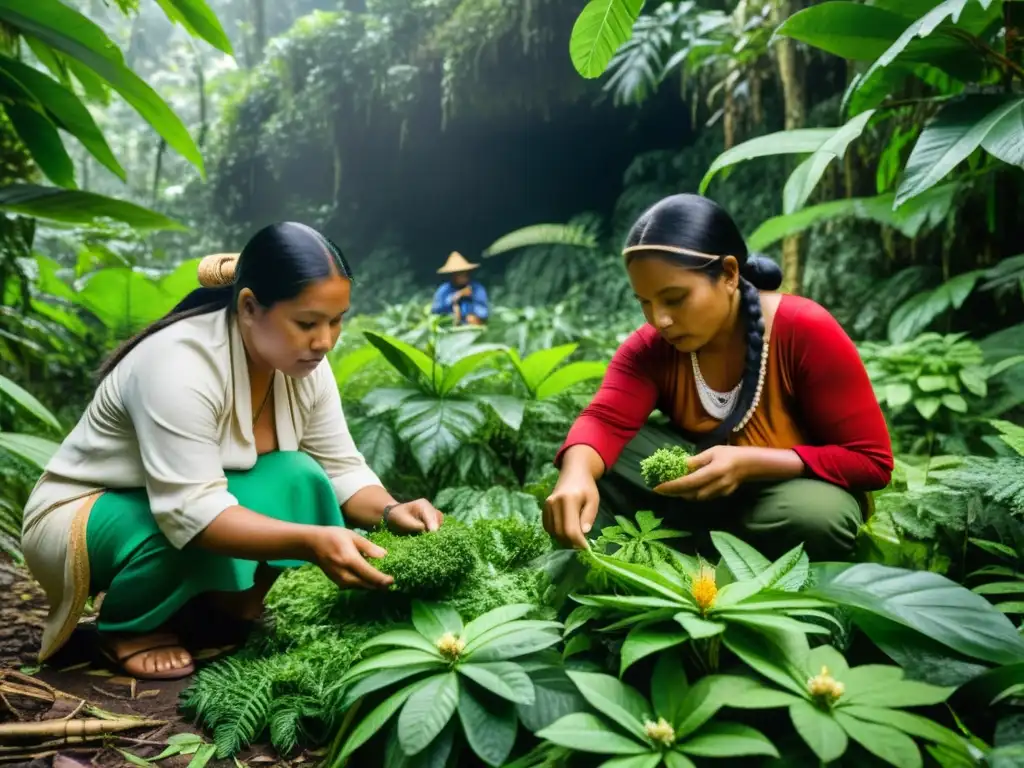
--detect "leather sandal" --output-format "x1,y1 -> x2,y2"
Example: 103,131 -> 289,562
98,632 -> 196,680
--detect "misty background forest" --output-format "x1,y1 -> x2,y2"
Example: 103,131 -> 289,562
1,0 -> 1024,767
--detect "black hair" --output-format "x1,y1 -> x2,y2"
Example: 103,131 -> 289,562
96,222 -> 353,381
623,193 -> 783,448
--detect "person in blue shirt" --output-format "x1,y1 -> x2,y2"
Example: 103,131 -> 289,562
431,251 -> 489,326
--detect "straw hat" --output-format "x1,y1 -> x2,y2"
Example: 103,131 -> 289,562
197,252 -> 240,287
437,251 -> 479,275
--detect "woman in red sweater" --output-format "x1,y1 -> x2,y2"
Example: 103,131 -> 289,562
543,194 -> 893,561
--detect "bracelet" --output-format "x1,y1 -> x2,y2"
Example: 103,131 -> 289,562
382,503 -> 398,528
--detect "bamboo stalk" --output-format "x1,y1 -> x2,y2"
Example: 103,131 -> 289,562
0,717 -> 165,742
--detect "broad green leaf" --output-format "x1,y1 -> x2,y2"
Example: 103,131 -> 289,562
537,712 -> 648,754
674,675 -> 761,739
360,629 -> 442,656
748,183 -> 958,250
565,671 -> 649,740
710,531 -> 771,581
664,754 -> 696,768
154,0 -> 233,54
440,348 -> 503,395
474,394 -> 526,431
915,397 -> 941,419
337,677 -> 433,760
0,0 -> 204,173
458,662 -> 535,705
353,418 -> 397,478
783,110 -> 876,214
0,373 -> 60,430
834,709 -> 923,768
841,666 -> 953,707
0,433 -> 61,469
860,0 -> 1000,87
973,581 -> 1024,595
569,0 -> 646,79
807,644 -> 850,678
701,128 -> 837,194
897,96 -> 1024,207
457,685 -> 518,767
509,344 -> 578,392
462,604 -> 536,645
589,550 -> 690,604
468,627 -> 562,663
0,184 -> 185,230
75,268 -> 172,333
790,699 -> 848,762
331,345 -> 380,388
342,649 -> 444,683
363,331 -> 436,388
0,55 -> 122,179
674,613 -> 725,639
650,652 -> 688,726
535,361 -> 607,399
411,601 -> 464,641
941,393 -> 968,412
600,756 -> 662,768
754,543 -> 809,591
980,99 -> 1024,166
516,667 -> 590,733
775,3 -> 919,60
4,103 -> 76,187
808,563 -> 1024,665
677,721 -> 778,758
619,626 -> 688,676
717,612 -> 830,637
339,663 -> 439,709
888,270 -> 985,342
841,706 -> 965,750
396,397 -> 487,475
721,624 -> 810,697
398,672 -> 459,756
464,620 -> 562,656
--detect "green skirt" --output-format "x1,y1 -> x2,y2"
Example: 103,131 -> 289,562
596,423 -> 865,562
86,451 -> 344,635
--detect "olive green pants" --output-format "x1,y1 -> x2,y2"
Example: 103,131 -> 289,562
596,423 -> 863,562
86,451 -> 344,635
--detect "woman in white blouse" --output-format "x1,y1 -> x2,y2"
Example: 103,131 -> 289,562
21,222 -> 443,680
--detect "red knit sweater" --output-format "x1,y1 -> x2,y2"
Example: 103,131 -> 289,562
557,295 -> 894,491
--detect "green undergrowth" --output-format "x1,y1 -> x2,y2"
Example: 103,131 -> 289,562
180,516 -> 553,758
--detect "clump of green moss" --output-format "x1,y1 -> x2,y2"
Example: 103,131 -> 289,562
640,446 -> 693,486
469,516 -> 551,570
369,523 -> 476,596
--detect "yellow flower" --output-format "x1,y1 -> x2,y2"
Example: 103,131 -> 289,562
435,632 -> 466,661
644,717 -> 676,747
690,563 -> 718,613
807,666 -> 845,704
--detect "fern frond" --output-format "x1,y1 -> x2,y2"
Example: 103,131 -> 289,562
989,420 -> 1024,457
482,223 -> 599,257
933,457 -> 1024,516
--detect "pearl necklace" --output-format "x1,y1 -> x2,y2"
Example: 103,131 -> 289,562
689,329 -> 771,433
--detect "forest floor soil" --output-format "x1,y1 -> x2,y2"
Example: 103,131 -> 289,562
0,555 -> 313,768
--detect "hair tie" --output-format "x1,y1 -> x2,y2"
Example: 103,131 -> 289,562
197,253 -> 239,288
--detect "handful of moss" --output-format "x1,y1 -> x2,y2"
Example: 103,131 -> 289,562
640,446 -> 693,487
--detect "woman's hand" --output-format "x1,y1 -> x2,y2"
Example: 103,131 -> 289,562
543,470 -> 600,550
654,445 -> 750,501
386,499 -> 444,534
307,527 -> 395,590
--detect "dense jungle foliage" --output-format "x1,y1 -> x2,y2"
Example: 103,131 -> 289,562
1,0 -> 1024,766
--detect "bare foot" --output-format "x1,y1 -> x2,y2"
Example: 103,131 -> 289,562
100,632 -> 195,680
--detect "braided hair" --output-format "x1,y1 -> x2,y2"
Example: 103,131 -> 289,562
96,222 -> 353,382
623,193 -> 783,449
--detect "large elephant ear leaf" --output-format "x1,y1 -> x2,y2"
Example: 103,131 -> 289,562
808,563 -> 1024,666
569,0 -> 646,79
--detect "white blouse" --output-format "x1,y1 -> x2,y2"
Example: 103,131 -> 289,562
21,307 -> 381,661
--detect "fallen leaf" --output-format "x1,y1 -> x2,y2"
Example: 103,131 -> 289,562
136,689 -> 161,699
110,676 -> 136,688
85,668 -> 114,677
59,661 -> 91,672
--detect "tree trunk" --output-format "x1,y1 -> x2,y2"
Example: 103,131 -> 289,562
774,0 -> 807,294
